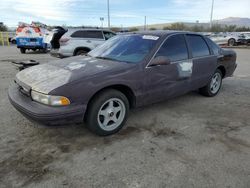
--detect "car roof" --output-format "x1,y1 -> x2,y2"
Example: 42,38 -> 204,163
67,28 -> 114,32
123,30 -> 200,37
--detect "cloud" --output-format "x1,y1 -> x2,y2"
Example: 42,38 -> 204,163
14,0 -> 73,21
0,0 -> 250,27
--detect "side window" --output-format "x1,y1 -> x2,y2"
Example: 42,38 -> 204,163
186,35 -> 210,57
155,34 -> 188,62
85,31 -> 104,39
71,30 -> 104,39
205,37 -> 220,55
103,31 -> 116,40
71,30 -> 84,38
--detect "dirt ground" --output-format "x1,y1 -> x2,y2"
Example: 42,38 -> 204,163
0,46 -> 250,188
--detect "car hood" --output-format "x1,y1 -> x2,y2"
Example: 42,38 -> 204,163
15,56 -> 131,94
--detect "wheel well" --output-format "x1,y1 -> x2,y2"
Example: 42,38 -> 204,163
87,85 -> 136,110
217,65 -> 226,78
74,47 -> 91,55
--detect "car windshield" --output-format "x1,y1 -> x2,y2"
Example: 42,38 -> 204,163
88,34 -> 159,63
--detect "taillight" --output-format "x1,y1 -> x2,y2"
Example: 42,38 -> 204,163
59,37 -> 70,45
16,27 -> 23,33
33,27 -> 40,33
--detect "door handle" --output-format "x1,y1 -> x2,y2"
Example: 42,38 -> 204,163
86,40 -> 91,43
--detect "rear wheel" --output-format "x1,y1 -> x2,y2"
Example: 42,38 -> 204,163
75,49 -> 88,56
199,69 -> 222,97
86,89 -> 129,136
20,48 -> 26,54
228,38 -> 236,46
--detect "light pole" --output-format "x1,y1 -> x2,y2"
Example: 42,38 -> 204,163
107,0 -> 110,28
210,0 -> 214,28
100,17 -> 104,28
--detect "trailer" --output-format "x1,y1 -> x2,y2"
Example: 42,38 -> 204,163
16,22 -> 48,54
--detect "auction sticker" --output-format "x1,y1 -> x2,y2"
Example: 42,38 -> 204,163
142,35 -> 159,40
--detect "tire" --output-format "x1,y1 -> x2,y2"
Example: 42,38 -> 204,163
86,89 -> 129,136
228,38 -> 236,46
75,49 -> 88,56
20,48 -> 26,54
42,48 -> 48,53
12,40 -> 16,44
199,69 -> 223,97
32,49 -> 36,52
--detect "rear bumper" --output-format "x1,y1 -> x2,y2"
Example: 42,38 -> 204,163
8,85 -> 86,125
225,63 -> 237,77
17,45 -> 46,49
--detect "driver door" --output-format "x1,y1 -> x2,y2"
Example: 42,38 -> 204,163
143,34 -> 192,105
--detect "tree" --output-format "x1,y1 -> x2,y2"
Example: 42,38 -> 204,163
110,27 -> 120,32
0,24 -> 8,31
190,25 -> 204,32
149,27 -> 156,30
210,24 -> 224,32
163,22 -> 187,31
224,25 -> 237,32
235,26 -> 250,32
129,27 -> 139,32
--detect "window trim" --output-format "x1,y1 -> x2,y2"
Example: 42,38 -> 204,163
185,34 -> 211,58
146,33 -> 190,68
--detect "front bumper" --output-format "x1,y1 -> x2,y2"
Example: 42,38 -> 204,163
8,85 -> 86,125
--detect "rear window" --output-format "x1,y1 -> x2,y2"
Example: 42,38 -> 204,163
71,30 -> 103,39
186,35 -> 210,58
103,31 -> 116,40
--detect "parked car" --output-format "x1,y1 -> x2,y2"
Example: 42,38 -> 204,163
8,31 -> 237,136
209,32 -> 247,46
50,28 -> 116,58
240,33 -> 250,45
8,36 -> 16,44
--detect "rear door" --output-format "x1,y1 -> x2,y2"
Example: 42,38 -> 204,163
185,34 -> 217,90
143,34 -> 192,105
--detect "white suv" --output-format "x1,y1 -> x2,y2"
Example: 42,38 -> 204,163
50,28 -> 116,58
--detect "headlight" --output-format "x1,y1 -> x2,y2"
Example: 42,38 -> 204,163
31,90 -> 70,106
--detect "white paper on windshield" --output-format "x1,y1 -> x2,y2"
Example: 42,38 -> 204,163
142,35 -> 159,40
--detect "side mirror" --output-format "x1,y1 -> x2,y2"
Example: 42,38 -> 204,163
150,56 -> 171,66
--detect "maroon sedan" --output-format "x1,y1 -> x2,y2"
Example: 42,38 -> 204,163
8,31 -> 237,136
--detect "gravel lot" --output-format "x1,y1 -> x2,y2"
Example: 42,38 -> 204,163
0,46 -> 250,188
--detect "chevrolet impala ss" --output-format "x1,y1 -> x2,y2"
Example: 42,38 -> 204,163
8,31 -> 237,136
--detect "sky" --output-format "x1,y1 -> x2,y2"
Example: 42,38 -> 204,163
0,0 -> 250,28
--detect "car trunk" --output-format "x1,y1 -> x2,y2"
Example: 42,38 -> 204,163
50,26 -> 68,49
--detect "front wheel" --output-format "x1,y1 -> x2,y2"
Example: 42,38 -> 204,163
199,69 -> 222,97
85,89 -> 129,136
20,48 -> 26,54
75,49 -> 88,56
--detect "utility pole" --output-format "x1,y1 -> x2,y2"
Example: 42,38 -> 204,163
210,0 -> 214,28
144,16 -> 147,31
107,0 -> 110,28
